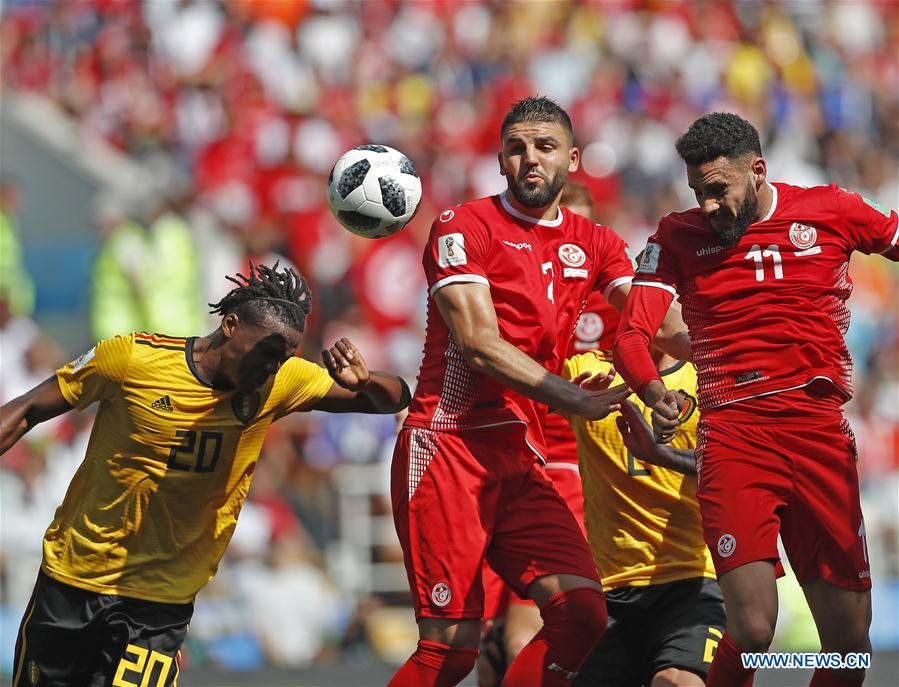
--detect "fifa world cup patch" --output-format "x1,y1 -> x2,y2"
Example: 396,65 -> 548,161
437,233 -> 467,267
637,243 -> 661,274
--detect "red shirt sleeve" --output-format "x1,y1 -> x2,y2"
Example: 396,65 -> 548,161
423,207 -> 491,296
592,226 -> 635,299
833,186 -> 899,260
613,285 -> 673,398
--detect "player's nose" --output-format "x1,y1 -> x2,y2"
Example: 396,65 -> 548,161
702,199 -> 720,216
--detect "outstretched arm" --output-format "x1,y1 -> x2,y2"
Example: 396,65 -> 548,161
311,338 -> 411,414
434,282 -> 629,421
0,376 -> 73,455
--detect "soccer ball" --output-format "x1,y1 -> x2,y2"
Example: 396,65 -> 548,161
326,145 -> 422,238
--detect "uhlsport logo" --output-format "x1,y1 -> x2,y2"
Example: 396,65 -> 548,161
789,223 -> 817,249
717,533 -> 737,558
558,243 -> 586,267
431,581 -> 452,607
439,209 -> 455,223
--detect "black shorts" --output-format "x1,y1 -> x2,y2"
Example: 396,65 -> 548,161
573,577 -> 725,687
12,570 -> 192,687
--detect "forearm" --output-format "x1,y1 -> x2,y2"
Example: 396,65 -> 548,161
653,307 -> 692,362
642,447 -> 696,475
463,336 -> 588,415
360,371 -> 412,414
613,330 -> 663,403
0,377 -> 72,454
0,401 -> 32,455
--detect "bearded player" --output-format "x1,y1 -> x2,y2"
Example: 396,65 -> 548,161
389,97 -> 689,687
3,262 -> 410,686
614,112 -> 898,687
477,182 -> 624,687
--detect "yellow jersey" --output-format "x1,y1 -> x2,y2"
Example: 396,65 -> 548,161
561,352 -> 714,591
46,332 -> 334,604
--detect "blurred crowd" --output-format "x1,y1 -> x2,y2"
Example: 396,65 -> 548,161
1,0 -> 897,675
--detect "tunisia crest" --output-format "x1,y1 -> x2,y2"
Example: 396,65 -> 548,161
789,223 -> 817,250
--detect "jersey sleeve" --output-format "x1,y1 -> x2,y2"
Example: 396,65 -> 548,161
55,334 -> 134,410
833,186 -> 899,259
613,285 -> 673,397
423,207 -> 491,297
592,226 -> 635,299
631,218 -> 680,294
274,358 -> 335,417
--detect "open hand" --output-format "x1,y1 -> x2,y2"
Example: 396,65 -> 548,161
322,338 -> 370,391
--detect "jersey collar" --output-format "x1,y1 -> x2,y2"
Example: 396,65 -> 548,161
499,191 -> 564,227
753,182 -> 778,225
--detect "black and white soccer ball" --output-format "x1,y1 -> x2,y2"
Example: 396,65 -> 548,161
326,144 -> 422,238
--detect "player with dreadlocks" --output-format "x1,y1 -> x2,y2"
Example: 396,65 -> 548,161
1,261 -> 411,687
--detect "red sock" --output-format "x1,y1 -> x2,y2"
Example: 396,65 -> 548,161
502,587 -> 607,687
706,633 -> 756,687
809,668 -> 865,687
388,639 -> 479,687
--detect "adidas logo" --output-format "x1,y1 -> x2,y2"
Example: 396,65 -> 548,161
151,395 -> 174,412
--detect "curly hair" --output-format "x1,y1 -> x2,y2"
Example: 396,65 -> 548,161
209,261 -> 312,332
501,96 -> 574,144
675,112 -> 762,166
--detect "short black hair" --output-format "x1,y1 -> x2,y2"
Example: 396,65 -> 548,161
209,261 -> 311,332
675,112 -> 762,166
501,96 -> 574,143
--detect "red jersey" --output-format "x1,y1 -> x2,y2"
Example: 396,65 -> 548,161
617,182 -> 899,409
405,192 -> 634,459
544,291 -> 622,465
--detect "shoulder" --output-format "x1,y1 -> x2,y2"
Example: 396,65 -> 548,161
133,332 -> 189,353
657,208 -> 707,236
432,196 -> 496,228
275,357 -> 331,386
773,181 -> 839,208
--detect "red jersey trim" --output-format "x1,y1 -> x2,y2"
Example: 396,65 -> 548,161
499,192 -> 564,227
429,274 -> 489,296
603,276 -> 633,300
632,280 -> 677,295
755,182 -> 779,223
884,223 -> 899,252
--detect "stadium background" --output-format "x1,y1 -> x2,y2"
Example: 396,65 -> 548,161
0,0 -> 896,685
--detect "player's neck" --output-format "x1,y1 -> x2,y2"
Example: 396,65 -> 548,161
753,181 -> 774,224
192,333 -> 229,389
503,191 -> 563,223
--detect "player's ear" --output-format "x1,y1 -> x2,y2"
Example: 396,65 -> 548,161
497,150 -> 506,177
751,156 -> 767,186
568,146 -> 580,174
221,313 -> 239,339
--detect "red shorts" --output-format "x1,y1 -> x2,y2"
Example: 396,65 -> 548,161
695,414 -> 871,591
392,425 -> 600,619
481,461 -> 588,619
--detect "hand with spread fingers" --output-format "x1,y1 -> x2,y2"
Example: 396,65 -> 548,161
571,368 -> 632,421
322,337 -> 371,391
